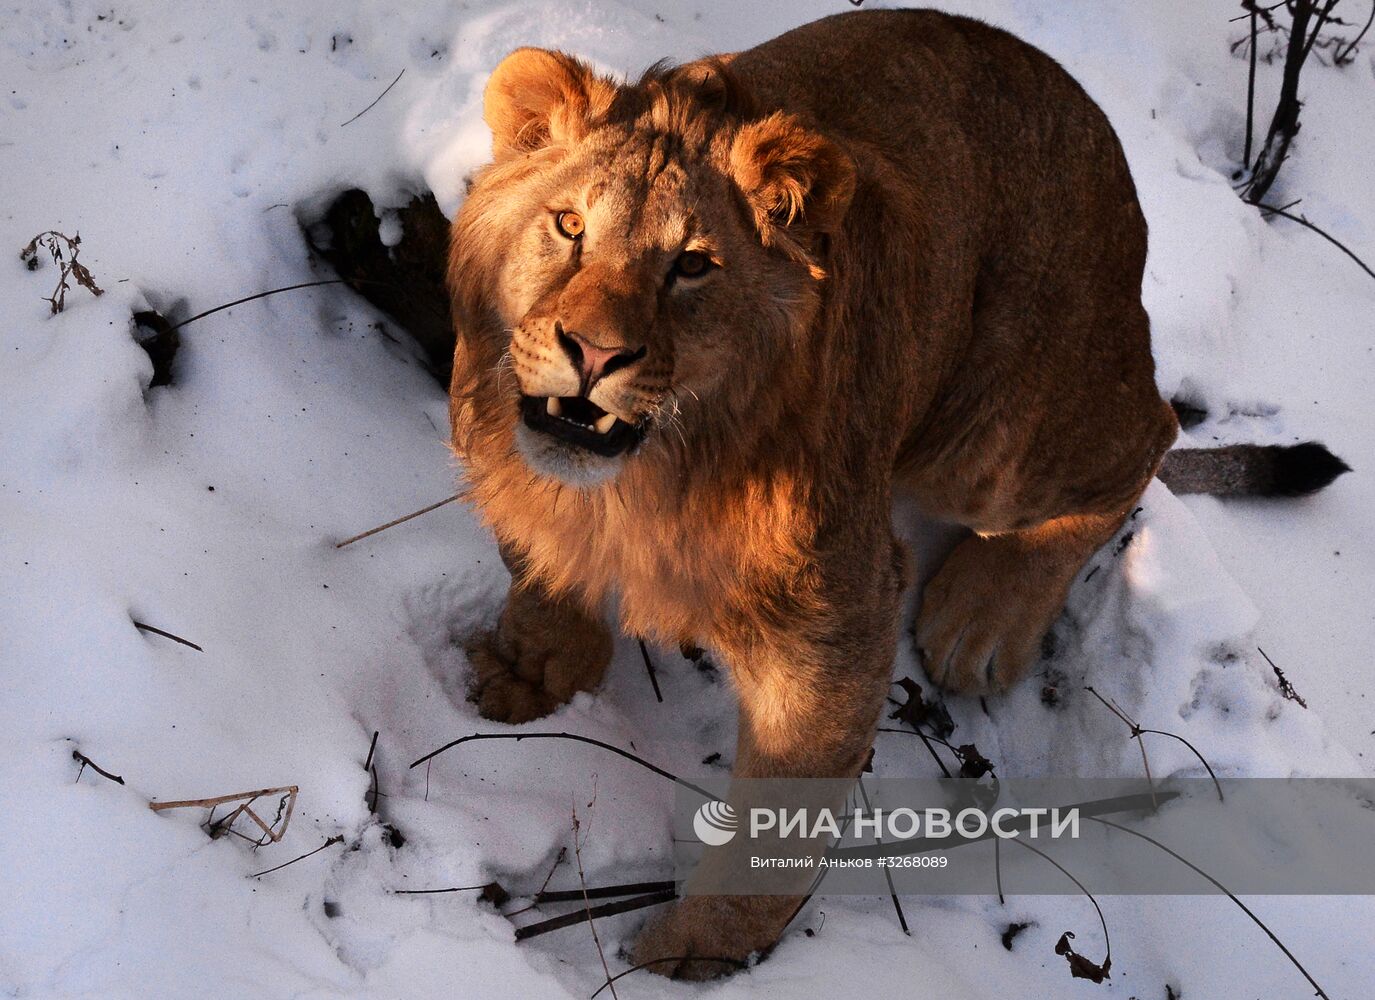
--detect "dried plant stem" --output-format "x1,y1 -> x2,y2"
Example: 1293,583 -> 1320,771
132,620 -> 203,652
513,890 -> 676,941
1088,817 -> 1329,999
1335,0 -> 1375,61
637,639 -> 664,702
364,730 -> 380,772
858,775 -> 909,935
1256,202 -> 1375,282
151,786 -> 296,812
150,785 -> 298,844
364,729 -> 381,813
20,231 -> 103,313
875,724 -> 954,778
1244,5 -> 1259,167
409,732 -> 715,800
249,835 -> 344,878
166,279 -> 348,332
994,836 -> 1005,905
1135,729 -> 1224,802
1084,686 -> 1223,802
335,494 -> 460,548
72,749 -> 125,785
537,880 -> 675,904
340,68 -> 405,127
573,799 -> 619,999
506,848 -> 570,918
395,884 -> 493,895
1009,836 -> 1111,976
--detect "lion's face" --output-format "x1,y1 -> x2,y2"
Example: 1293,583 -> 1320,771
451,50 -> 855,486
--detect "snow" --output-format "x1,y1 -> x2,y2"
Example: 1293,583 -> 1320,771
2,1 -> 1372,998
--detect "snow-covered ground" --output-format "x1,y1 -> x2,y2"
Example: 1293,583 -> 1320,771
2,1 -> 1372,997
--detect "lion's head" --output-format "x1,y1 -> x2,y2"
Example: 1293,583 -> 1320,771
449,49 -> 855,486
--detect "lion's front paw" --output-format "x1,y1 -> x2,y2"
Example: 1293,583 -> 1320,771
915,534 -> 1075,696
626,897 -> 763,981
465,593 -> 612,724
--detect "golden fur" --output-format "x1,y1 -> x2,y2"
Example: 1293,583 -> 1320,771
448,9 -> 1178,977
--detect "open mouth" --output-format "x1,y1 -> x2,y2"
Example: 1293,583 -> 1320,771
519,395 -> 645,458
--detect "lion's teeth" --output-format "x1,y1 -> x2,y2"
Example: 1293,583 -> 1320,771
546,397 -> 562,417
593,413 -> 617,434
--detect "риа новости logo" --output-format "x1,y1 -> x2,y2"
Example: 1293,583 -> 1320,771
693,801 -> 739,846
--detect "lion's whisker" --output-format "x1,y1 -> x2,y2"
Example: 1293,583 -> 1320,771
491,348 -> 516,396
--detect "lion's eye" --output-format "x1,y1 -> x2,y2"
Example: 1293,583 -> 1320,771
673,250 -> 712,279
554,211 -> 585,240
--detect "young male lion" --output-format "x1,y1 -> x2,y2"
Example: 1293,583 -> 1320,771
444,7 -> 1340,978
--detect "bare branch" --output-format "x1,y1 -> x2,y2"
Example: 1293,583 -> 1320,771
72,749 -> 125,785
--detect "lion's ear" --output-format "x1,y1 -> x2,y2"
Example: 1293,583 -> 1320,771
483,48 -> 616,158
729,112 -> 855,235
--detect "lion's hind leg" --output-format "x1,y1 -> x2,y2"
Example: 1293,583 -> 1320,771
914,510 -> 1127,696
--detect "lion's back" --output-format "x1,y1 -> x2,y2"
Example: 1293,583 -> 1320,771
733,9 -> 1170,527
731,9 -> 1140,252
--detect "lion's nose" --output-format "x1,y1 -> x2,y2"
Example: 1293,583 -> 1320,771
555,322 -> 646,393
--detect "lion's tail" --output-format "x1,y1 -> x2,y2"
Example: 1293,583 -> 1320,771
1158,442 -> 1350,497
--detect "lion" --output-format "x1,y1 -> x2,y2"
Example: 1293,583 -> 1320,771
444,8 -> 1347,978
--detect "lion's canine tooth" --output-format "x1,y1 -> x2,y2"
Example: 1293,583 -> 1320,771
546,397 -> 562,417
593,413 -> 617,434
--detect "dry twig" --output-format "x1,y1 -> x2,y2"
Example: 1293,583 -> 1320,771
72,749 -> 125,785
